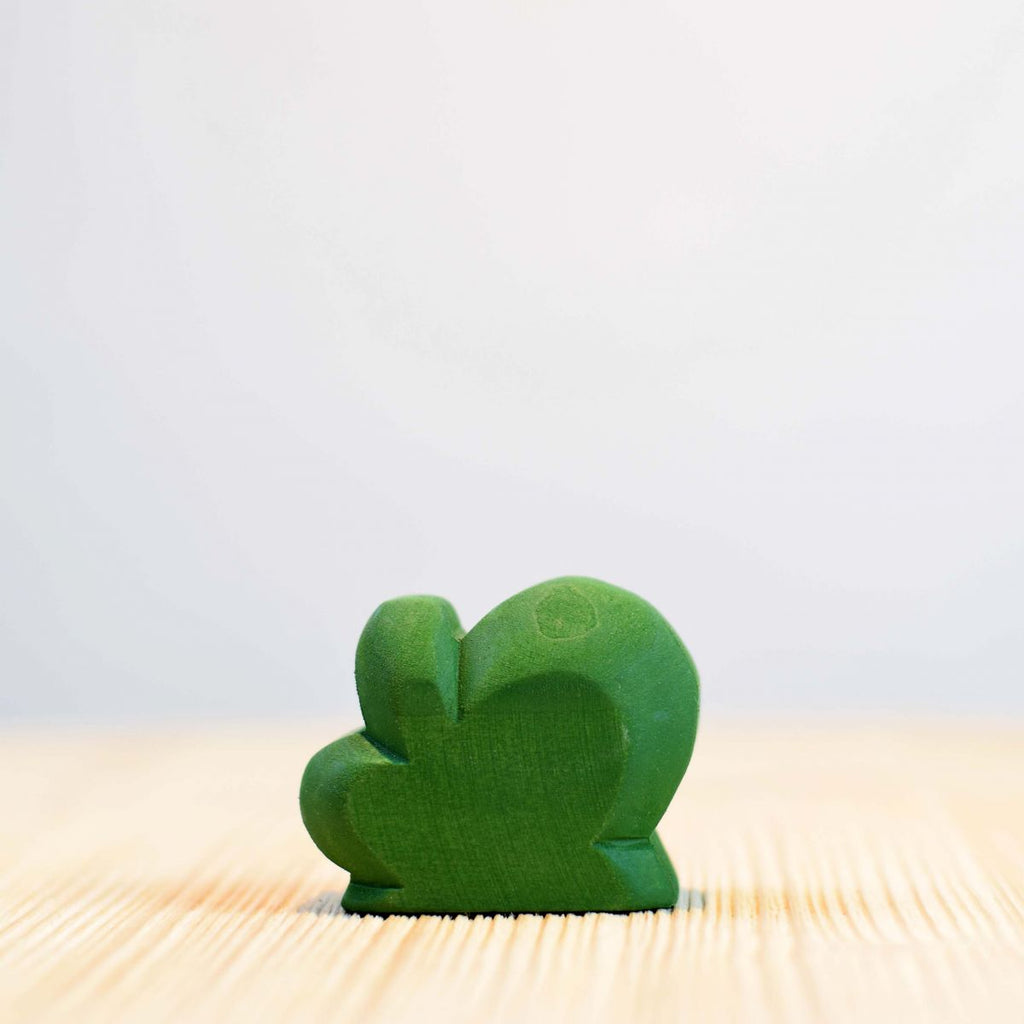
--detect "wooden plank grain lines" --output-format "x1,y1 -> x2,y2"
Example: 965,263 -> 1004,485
1,721 -> 1022,1022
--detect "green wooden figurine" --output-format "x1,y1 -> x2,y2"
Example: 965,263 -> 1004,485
299,577 -> 700,915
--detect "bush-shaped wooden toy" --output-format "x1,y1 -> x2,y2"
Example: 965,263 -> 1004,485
299,577 -> 700,915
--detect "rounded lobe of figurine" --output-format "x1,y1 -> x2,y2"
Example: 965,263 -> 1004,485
534,584 -> 598,640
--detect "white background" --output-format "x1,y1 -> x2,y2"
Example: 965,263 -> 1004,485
2,0 -> 1022,720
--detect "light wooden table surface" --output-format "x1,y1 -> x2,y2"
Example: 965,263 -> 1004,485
1,720 -> 1022,1023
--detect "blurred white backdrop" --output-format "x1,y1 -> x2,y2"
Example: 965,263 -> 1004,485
2,0 -> 1022,720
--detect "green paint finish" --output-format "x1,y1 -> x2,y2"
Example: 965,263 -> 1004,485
300,577 -> 700,915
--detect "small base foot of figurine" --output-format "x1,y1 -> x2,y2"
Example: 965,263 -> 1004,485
339,833 -> 680,916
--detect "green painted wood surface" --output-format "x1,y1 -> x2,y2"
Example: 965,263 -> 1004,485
299,577 -> 700,914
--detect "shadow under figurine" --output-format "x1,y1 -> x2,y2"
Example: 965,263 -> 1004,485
299,576 -> 700,915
